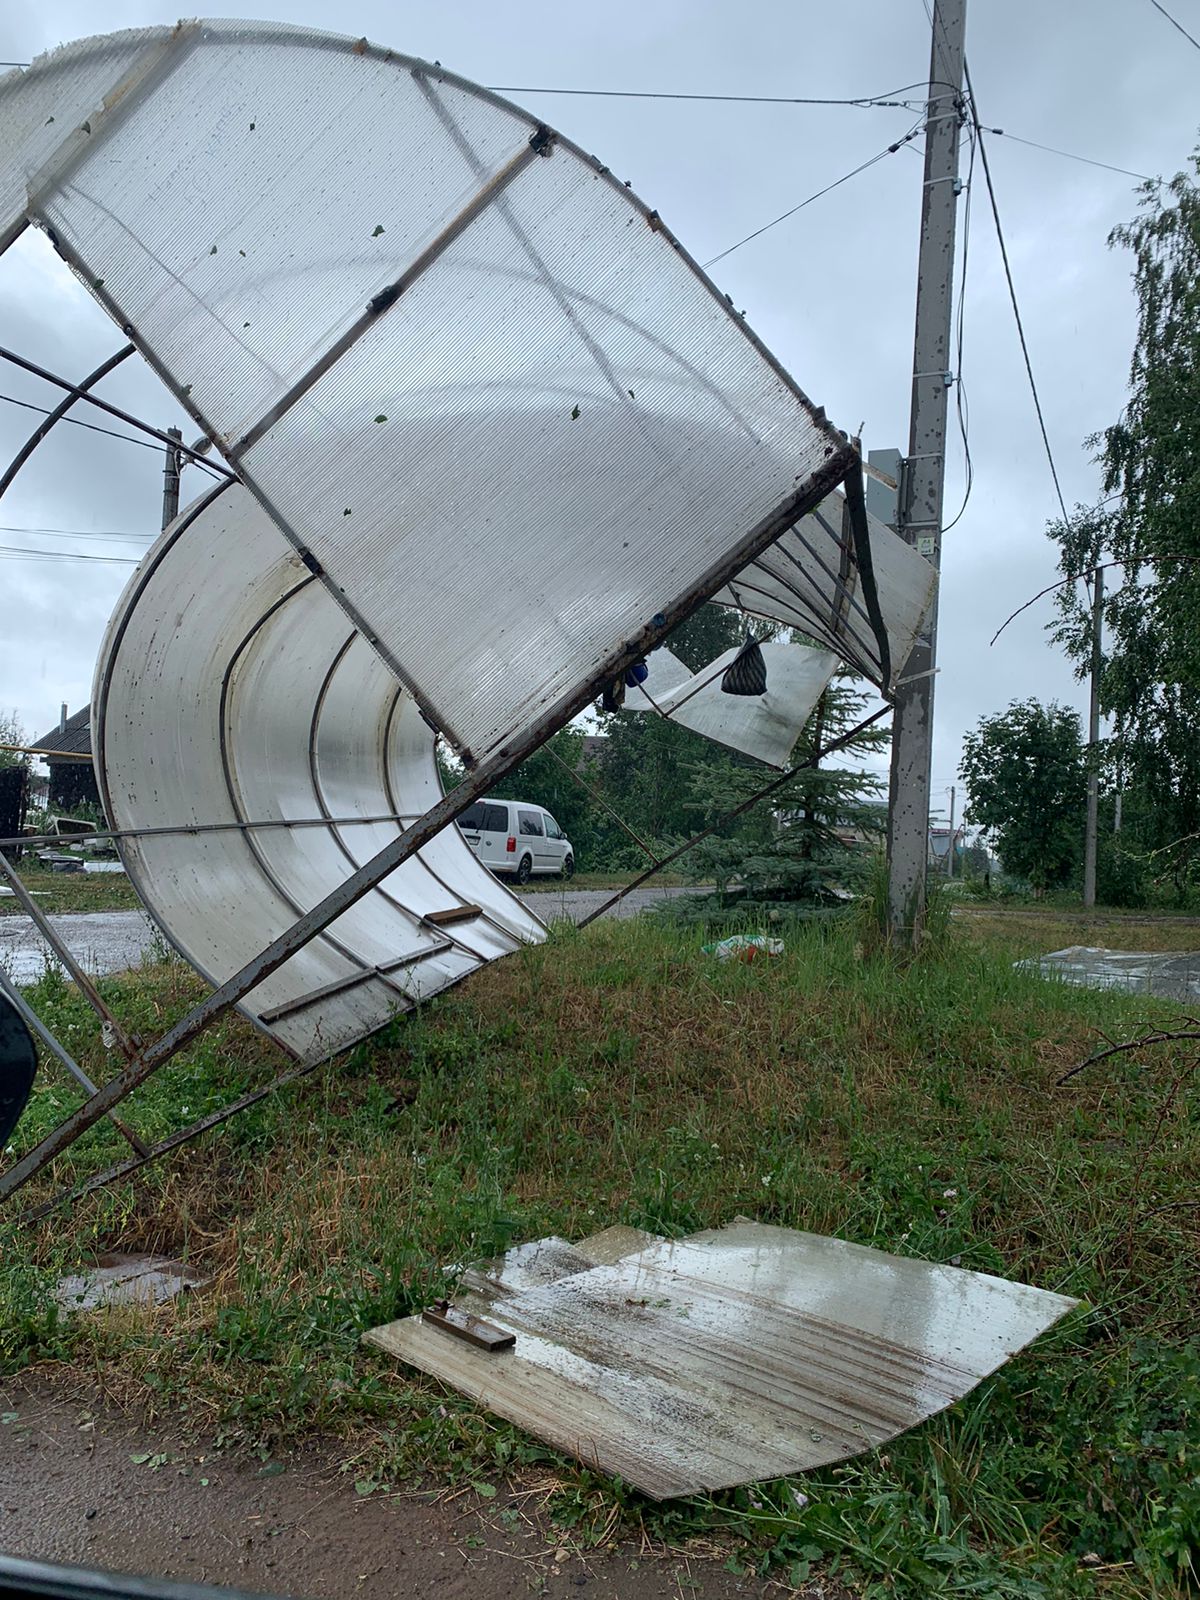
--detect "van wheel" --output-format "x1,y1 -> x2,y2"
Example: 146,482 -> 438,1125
515,855 -> 533,885
562,854 -> 575,879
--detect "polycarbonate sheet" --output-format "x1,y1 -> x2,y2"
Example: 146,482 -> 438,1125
366,1222 -> 1078,1499
95,483 -> 545,1062
11,21 -> 853,763
236,139 -> 844,760
0,30 -> 156,250
627,643 -> 839,768
30,30 -> 533,445
711,490 -> 936,682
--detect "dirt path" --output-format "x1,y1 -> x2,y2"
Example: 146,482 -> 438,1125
0,1381 -> 788,1600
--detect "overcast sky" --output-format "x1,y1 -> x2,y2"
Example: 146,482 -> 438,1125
1,1 -> 1196,816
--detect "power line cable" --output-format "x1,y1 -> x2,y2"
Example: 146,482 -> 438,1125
0,391 -> 225,478
0,542 -> 138,565
486,79 -> 952,109
703,120 -> 923,268
942,117 -> 976,534
964,62 -> 1070,526
0,523 -> 153,542
1147,0 -> 1200,51
981,128 -> 1153,184
0,346 -> 239,480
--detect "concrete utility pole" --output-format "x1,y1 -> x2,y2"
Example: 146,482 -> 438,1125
161,425 -> 182,530
947,783 -> 956,878
886,0 -> 968,946
1082,565 -> 1104,907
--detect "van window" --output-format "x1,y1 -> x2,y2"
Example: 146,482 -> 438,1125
483,803 -> 508,832
544,815 -> 562,839
458,803 -> 486,830
518,809 -> 544,836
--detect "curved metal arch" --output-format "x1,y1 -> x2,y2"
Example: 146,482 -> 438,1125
0,342 -> 134,504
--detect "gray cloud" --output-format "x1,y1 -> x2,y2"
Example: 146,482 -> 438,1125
1,1 -> 1193,800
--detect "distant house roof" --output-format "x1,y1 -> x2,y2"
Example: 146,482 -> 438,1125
34,705 -> 92,758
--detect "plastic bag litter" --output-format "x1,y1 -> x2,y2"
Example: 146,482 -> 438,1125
720,634 -> 768,696
702,934 -> 785,963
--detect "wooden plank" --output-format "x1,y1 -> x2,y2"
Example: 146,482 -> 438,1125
423,905 -> 483,927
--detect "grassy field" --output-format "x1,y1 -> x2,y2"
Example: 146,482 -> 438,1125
1,906 -> 1197,1596
0,865 -> 143,917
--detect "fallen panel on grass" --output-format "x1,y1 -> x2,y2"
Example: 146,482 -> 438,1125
1021,945 -> 1200,1002
54,1252 -> 209,1313
364,1221 -> 1077,1500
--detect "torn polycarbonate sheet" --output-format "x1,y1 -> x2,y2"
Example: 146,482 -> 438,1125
625,643 -> 840,769
1020,946 -> 1200,1003
1,22 -> 918,770
712,488 -> 935,680
365,1221 -> 1078,1500
94,484 -> 547,1064
54,1253 -> 209,1314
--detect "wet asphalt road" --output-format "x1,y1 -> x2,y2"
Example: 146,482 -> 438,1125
0,886 -> 690,987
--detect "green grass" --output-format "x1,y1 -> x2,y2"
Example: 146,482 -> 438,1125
2,911 -> 1197,1596
0,865 -> 143,916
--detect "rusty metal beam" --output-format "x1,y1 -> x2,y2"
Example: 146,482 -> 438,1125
0,967 -> 148,1158
0,344 -> 135,504
0,852 -> 139,1061
575,703 -> 893,929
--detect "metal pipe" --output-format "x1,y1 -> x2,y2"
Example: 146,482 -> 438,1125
0,812 -> 423,852
19,1056 -> 318,1218
575,704 -> 893,928
0,346 -> 238,479
229,133 -> 548,460
0,967 -> 148,1157
0,853 -> 139,1060
1083,564 -> 1103,908
0,344 -> 134,504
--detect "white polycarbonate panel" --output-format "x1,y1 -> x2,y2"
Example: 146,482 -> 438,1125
367,1221 -> 1079,1500
31,30 -> 532,444
9,21 -> 857,765
95,484 -> 545,1062
627,642 -> 839,769
0,30 -> 157,249
712,490 -> 936,682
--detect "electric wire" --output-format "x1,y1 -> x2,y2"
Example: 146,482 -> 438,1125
964,62 -> 1070,526
1147,0 -> 1200,51
0,391 -> 226,478
0,543 -> 138,565
982,128 -> 1154,184
0,346 -> 239,480
942,117 -> 976,533
703,119 -> 924,268
486,80 -> 954,109
0,531 -> 155,550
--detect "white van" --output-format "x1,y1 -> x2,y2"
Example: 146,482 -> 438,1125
456,798 -> 575,883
